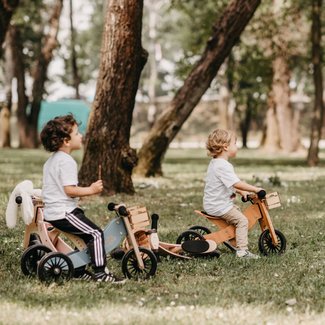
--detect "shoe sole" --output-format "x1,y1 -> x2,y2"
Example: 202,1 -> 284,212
181,240 -> 217,254
236,254 -> 260,259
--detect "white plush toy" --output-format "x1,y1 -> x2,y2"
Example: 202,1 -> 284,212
6,180 -> 42,228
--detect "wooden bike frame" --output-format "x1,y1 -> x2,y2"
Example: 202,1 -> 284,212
195,194 -> 279,247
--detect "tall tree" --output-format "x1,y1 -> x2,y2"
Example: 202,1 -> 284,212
15,0 -> 63,147
307,0 -> 324,166
262,0 -> 308,152
0,0 -> 19,55
78,0 -> 147,194
136,0 -> 261,177
61,0 -> 104,93
69,0 -> 80,99
0,28 -> 14,147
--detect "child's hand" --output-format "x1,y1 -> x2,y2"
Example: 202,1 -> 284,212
255,187 -> 265,194
90,180 -> 103,194
238,190 -> 250,200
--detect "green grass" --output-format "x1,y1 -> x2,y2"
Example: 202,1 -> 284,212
0,148 -> 324,324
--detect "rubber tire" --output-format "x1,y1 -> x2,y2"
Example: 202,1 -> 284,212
122,247 -> 157,279
176,230 -> 204,245
258,229 -> 286,256
28,233 -> 41,247
188,225 -> 211,236
21,244 -> 51,276
37,252 -> 74,283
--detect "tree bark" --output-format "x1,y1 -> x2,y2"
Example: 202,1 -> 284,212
0,28 -> 14,147
10,25 -> 29,145
239,95 -> 253,148
0,106 -> 10,147
79,0 -> 147,195
263,90 -> 280,152
136,0 -> 261,177
263,0 -> 302,153
0,0 -> 19,56
272,55 -> 294,152
69,0 -> 80,99
307,0 -> 324,166
17,0 -> 63,148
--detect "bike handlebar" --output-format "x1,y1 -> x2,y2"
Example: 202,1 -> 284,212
107,202 -> 129,216
118,206 -> 128,216
107,202 -> 116,211
241,190 -> 266,202
151,213 -> 159,229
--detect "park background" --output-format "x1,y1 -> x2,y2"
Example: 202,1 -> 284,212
0,0 -> 324,324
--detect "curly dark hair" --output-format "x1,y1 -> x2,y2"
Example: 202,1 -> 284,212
40,114 -> 78,152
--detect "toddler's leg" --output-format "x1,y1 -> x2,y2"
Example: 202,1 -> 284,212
51,209 -> 126,283
51,208 -> 106,271
220,206 -> 248,251
66,208 -> 106,271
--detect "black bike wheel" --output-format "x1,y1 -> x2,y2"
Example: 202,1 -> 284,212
188,225 -> 211,236
176,230 -> 204,245
21,244 -> 52,276
258,229 -> 286,256
37,252 -> 74,283
122,247 -> 157,279
28,233 -> 41,247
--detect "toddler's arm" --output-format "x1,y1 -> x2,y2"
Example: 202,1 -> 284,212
234,181 -> 263,194
64,180 -> 103,198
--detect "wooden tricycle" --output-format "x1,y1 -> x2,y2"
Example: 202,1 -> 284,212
176,190 -> 286,256
18,197 -> 161,282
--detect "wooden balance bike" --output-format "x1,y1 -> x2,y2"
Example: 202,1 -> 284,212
176,190 -> 286,256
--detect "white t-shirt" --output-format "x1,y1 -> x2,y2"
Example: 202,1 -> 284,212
42,151 -> 79,221
203,158 -> 240,216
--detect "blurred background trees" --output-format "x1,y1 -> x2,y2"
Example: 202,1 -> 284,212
0,0 -> 324,193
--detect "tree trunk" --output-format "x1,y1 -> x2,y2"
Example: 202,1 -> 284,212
218,63 -> 236,131
0,28 -> 14,147
17,0 -> 63,148
272,55 -> 294,152
263,0 -> 302,153
0,106 -> 11,147
240,95 -> 253,148
136,0 -> 261,177
263,90 -> 280,152
79,0 -> 147,195
0,0 -> 19,56
307,0 -> 324,166
69,0 -> 80,99
9,25 -> 28,146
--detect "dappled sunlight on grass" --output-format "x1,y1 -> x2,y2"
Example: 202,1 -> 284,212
1,301 -> 324,325
0,148 -> 324,323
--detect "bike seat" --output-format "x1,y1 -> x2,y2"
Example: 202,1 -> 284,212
195,210 -> 222,220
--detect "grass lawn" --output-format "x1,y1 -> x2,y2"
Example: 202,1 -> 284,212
0,148 -> 324,325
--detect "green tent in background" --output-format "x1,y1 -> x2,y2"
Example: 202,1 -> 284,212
38,99 -> 91,135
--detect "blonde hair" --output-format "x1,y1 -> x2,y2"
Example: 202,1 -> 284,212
206,129 -> 234,158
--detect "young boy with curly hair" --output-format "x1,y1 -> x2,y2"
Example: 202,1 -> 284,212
40,114 -> 125,282
203,129 -> 264,259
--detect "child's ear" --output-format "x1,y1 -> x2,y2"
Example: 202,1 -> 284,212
63,138 -> 70,146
